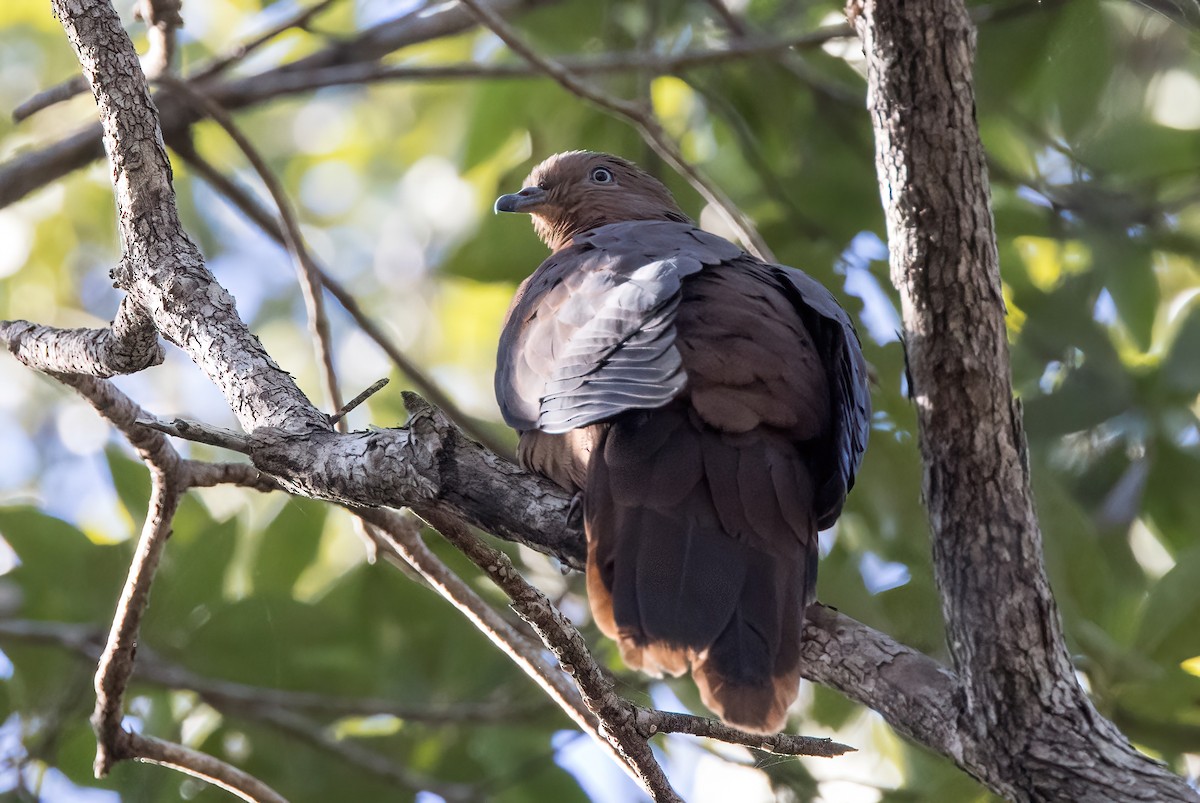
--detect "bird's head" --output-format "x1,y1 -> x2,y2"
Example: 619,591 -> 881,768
494,151 -> 691,252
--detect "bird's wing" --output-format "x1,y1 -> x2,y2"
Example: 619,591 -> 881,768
495,220 -> 740,434
768,264 -> 872,527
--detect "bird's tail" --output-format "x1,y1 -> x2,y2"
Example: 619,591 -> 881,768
584,406 -> 817,734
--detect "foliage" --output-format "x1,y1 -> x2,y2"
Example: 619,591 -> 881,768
0,0 -> 1198,800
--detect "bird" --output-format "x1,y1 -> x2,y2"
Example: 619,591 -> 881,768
493,151 -> 869,733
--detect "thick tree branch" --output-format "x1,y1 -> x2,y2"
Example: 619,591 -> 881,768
170,144 -> 512,457
50,0 -> 326,434
798,605 -> 964,761
853,0 -> 1198,800
0,298 -> 162,377
164,77 -> 345,431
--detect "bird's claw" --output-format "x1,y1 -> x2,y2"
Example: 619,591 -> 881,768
566,491 -> 585,528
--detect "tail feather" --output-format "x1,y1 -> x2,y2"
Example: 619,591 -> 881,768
584,406 -> 818,733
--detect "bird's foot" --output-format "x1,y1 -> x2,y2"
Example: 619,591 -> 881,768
566,491 -> 585,528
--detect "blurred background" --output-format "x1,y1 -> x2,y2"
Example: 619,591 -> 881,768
0,0 -> 1199,800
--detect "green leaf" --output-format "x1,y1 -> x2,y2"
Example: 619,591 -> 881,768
1161,297 -> 1200,395
106,445 -> 151,521
251,498 -> 326,598
141,508 -> 238,649
0,506 -> 129,623
1091,236 -> 1158,351
1030,0 -> 1114,138
1135,544 -> 1200,659
1142,444 -> 1200,553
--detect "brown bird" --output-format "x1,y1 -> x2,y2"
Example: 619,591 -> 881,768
494,152 -> 869,733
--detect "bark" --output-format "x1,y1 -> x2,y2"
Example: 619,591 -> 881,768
0,295 -> 162,377
853,1 -> 1199,800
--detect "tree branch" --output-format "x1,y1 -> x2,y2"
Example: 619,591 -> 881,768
0,297 -> 163,377
852,0 -> 1198,800
15,0 -> 1148,797
49,0 -> 326,434
188,0 -> 341,83
90,460 -> 181,777
160,77 -> 344,427
1,0 -> 555,209
400,505 -> 685,801
170,144 -> 513,458
135,0 -> 183,78
0,617 -> 542,725
122,733 -> 288,803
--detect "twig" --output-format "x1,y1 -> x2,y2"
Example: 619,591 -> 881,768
135,0 -> 184,79
199,27 -> 855,101
642,709 -> 851,757
0,617 -> 542,725
329,377 -> 388,425
456,0 -> 773,260
171,145 -> 513,458
189,0 -> 342,82
703,0 -> 750,35
11,76 -> 88,123
91,470 -> 182,776
247,705 -> 473,801
699,0 -> 858,104
159,76 -> 345,432
407,497 -> 855,791
138,416 -> 252,453
347,509 -> 640,778
13,0 -> 335,123
122,733 -> 288,803
412,504 -> 685,801
183,460 -> 281,491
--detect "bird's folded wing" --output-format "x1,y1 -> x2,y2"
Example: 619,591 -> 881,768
495,221 -> 739,433
769,265 -> 871,526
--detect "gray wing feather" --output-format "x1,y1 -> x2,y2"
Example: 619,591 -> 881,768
496,221 -> 735,433
538,257 -> 699,433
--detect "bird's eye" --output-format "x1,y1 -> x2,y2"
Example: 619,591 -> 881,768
590,167 -> 614,184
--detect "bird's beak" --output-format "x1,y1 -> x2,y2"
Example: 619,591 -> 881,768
494,186 -> 546,214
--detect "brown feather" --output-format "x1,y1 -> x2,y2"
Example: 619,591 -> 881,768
496,151 -> 866,734
520,151 -> 691,253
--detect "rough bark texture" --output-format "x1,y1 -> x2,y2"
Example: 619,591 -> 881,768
0,295 -> 162,377
853,1 -> 1199,800
800,605 -> 965,763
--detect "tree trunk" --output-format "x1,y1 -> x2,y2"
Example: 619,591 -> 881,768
852,0 -> 1199,799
